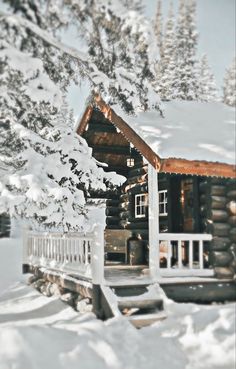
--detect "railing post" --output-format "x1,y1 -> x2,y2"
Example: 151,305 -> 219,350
91,224 -> 105,285
148,164 -> 160,280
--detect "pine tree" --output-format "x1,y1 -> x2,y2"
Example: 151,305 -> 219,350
154,0 -> 163,58
223,58 -> 236,107
155,1 -> 176,100
0,7 -> 114,231
172,0 -> 199,100
64,0 -> 159,113
198,54 -> 218,102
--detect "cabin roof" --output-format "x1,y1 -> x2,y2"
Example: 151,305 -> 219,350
77,95 -> 236,178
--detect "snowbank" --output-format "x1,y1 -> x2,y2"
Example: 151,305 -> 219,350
0,238 -> 26,294
114,101 -> 235,165
0,238 -> 235,369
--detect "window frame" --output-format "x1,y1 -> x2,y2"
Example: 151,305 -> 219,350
159,189 -> 168,217
135,193 -> 148,218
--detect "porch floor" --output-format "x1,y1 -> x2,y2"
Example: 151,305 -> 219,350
104,264 -> 230,286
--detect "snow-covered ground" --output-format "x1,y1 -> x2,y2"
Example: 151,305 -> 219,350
0,237 -> 235,369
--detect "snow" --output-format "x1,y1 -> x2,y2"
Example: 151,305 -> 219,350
0,237 -> 235,369
113,101 -> 235,165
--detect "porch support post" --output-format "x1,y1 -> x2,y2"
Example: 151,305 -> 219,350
91,206 -> 106,319
148,164 -> 160,281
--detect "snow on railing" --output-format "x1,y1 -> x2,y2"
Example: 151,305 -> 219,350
23,225 -> 105,282
158,233 -> 213,277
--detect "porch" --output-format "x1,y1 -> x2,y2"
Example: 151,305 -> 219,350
22,228 -> 236,308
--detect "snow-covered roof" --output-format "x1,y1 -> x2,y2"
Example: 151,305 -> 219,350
114,101 -> 235,166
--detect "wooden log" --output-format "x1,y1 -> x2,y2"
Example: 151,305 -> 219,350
229,215 -> 236,226
125,183 -> 148,195
201,209 -> 228,222
106,224 -> 123,230
214,267 -> 234,279
226,190 -> 236,200
120,193 -> 132,202
226,201 -> 236,215
106,199 -> 119,206
105,207 -> 120,216
128,166 -> 148,178
210,185 -> 226,196
127,174 -> 147,185
120,210 -> 132,219
119,201 -> 132,211
226,180 -> 236,192
211,237 -> 231,251
200,194 -> 228,207
126,222 -> 149,230
229,227 -> 236,243
208,223 -> 231,237
229,243 -> 236,254
211,178 -> 228,185
210,251 -> 233,267
199,180 -> 209,194
106,216 -> 120,226
230,258 -> 236,272
211,196 -> 227,210
119,220 -> 129,228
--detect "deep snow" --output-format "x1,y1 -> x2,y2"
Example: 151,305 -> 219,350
0,237 -> 235,369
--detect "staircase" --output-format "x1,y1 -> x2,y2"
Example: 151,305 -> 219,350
100,283 -> 166,328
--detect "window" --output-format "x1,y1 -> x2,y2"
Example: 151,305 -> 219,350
159,190 -> 168,216
135,194 -> 148,218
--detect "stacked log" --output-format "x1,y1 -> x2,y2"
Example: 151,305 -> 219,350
199,178 -> 236,279
105,198 -> 121,229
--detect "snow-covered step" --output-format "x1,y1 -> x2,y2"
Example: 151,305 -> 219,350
100,283 -> 166,328
118,298 -> 163,314
128,311 -> 167,328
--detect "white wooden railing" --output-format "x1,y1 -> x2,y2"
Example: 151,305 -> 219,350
23,225 -> 105,283
158,233 -> 213,277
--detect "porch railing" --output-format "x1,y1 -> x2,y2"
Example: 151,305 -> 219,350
23,225 -> 104,283
158,233 -> 213,277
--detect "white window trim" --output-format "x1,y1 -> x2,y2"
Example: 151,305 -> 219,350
135,193 -> 148,218
159,189 -> 168,217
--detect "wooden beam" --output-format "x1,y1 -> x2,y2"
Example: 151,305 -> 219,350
76,105 -> 93,135
161,158 -> 236,179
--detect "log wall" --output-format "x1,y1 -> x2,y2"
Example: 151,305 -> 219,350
0,213 -> 11,237
199,177 -> 236,279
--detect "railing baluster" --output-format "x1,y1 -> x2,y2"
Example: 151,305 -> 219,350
84,241 -> 88,265
199,240 -> 204,269
178,240 -> 182,269
167,240 -> 172,269
189,240 -> 193,269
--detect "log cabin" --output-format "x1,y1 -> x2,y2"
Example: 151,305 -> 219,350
76,94 -> 236,280
23,94 -> 236,325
